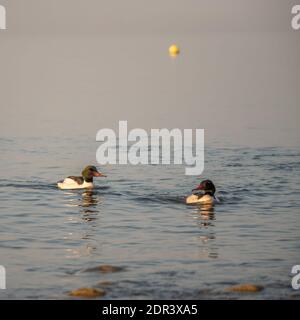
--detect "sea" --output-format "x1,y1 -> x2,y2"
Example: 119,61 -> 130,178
0,136 -> 299,299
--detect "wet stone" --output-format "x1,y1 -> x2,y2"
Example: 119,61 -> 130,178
226,284 -> 264,293
85,265 -> 124,273
69,287 -> 106,298
97,281 -> 113,286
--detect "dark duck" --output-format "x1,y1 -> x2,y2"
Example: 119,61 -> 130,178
185,179 -> 218,204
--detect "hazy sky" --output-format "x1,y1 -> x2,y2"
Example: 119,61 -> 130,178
0,0 -> 299,146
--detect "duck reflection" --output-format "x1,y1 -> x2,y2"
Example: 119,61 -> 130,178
198,203 -> 215,219
63,189 -> 100,218
62,190 -> 101,259
191,203 -> 218,259
80,190 -> 100,221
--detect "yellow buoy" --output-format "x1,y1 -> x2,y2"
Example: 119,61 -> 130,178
169,44 -> 180,57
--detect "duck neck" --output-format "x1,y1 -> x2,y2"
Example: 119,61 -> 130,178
205,191 -> 214,197
83,175 -> 93,183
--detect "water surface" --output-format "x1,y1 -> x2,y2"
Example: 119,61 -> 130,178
0,136 -> 299,299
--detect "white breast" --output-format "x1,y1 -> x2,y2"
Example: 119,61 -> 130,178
57,178 -> 94,190
186,194 -> 215,205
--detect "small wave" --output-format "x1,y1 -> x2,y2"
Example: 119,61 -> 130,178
92,185 -> 110,191
133,193 -> 185,205
226,163 -> 244,167
0,180 -> 57,191
266,162 -> 300,171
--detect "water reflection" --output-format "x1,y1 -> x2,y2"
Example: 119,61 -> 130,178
80,190 -> 100,222
191,204 -> 218,259
62,190 -> 101,259
63,189 -> 100,215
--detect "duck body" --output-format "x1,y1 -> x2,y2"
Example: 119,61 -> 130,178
57,165 -> 106,190
186,193 -> 216,205
57,177 -> 94,190
186,179 -> 218,205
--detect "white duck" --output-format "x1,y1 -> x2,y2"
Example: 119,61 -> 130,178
57,165 -> 106,190
186,179 -> 218,205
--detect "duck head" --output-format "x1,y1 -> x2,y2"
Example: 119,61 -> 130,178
192,179 -> 216,196
82,165 -> 106,182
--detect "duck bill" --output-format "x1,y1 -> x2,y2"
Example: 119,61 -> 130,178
93,171 -> 107,177
192,184 -> 203,192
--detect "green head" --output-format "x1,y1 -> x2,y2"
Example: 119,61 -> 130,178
81,165 -> 106,182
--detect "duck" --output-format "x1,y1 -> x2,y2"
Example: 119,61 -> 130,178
185,179 -> 218,204
57,165 -> 106,190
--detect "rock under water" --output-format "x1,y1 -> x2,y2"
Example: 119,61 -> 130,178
84,265 -> 124,273
226,284 -> 264,293
69,287 -> 106,298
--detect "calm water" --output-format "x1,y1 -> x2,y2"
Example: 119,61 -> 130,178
0,136 -> 299,299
